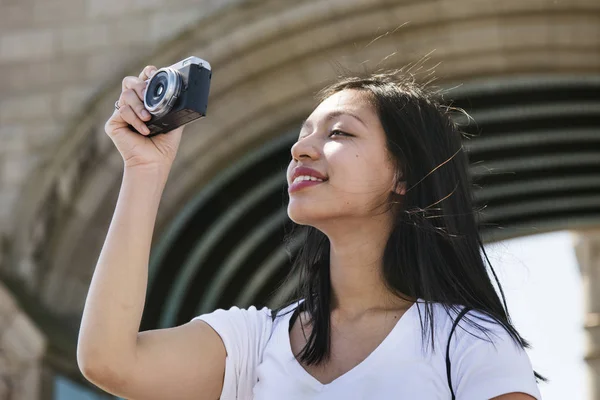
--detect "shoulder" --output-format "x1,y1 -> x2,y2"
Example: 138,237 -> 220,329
192,305 -> 275,357
446,306 -> 523,356
192,300 -> 303,349
416,302 -> 541,400
191,306 -> 280,399
411,301 -> 520,349
193,305 -> 273,337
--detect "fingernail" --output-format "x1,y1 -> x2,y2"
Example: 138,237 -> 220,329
143,125 -> 150,135
142,109 -> 150,119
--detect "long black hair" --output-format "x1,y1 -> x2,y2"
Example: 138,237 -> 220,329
272,70 -> 545,382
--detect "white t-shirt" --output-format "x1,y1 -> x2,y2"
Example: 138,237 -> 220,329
194,300 -> 541,400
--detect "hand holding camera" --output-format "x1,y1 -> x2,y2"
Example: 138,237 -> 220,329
105,57 -> 212,171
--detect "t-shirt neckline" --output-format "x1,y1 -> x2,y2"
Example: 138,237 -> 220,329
280,300 -> 419,391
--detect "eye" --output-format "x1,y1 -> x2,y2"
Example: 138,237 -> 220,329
329,129 -> 351,137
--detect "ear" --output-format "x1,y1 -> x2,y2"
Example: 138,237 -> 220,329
392,181 -> 406,196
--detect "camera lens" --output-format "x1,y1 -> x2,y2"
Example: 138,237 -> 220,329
147,72 -> 168,106
144,68 -> 182,118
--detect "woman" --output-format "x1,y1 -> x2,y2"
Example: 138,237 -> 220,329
77,64 -> 543,399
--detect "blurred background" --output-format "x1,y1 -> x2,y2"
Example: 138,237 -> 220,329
0,0 -> 599,398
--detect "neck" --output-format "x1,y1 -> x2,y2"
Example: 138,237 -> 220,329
318,214 -> 412,317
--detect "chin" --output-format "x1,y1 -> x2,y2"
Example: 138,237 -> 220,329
287,208 -> 310,225
287,202 -> 323,225
288,206 -> 345,231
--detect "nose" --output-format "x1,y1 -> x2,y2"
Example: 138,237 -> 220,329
290,135 -> 320,162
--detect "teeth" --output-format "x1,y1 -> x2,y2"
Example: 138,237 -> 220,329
293,175 -> 324,184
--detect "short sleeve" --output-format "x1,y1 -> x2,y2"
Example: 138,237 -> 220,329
193,305 -> 273,400
451,311 -> 542,400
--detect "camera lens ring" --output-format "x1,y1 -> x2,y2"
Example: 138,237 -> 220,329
144,67 -> 182,118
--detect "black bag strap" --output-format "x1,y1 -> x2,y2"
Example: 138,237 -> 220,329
446,307 -> 471,400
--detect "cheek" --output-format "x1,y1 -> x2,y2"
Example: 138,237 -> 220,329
342,154 -> 389,191
325,144 -> 364,177
325,144 -> 392,193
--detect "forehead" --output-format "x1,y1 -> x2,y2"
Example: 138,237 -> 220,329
300,89 -> 377,131
314,89 -> 371,115
301,89 -> 376,131
302,89 -> 376,128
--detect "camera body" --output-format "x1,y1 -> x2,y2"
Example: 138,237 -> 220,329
141,56 -> 212,136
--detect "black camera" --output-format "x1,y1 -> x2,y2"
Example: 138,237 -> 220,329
139,56 -> 212,136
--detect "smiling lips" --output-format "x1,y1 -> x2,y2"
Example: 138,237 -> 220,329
288,177 -> 326,193
288,166 -> 329,193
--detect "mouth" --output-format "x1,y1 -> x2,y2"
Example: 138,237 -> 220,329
288,177 -> 328,193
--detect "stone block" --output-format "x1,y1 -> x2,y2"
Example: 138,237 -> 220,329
57,85 -> 97,118
32,0 -> 86,25
131,0 -> 165,11
87,0 -> 225,18
0,125 -> 28,153
86,0 -> 167,17
0,93 -> 53,123
497,19 -> 551,49
25,121 -> 65,151
0,4 -> 34,31
438,0 -> 497,19
59,24 -> 111,53
149,8 -> 206,41
85,46 -> 153,85
109,16 -> 152,46
0,55 -> 88,96
0,153 -> 39,186
552,19 -> 600,47
0,29 -> 54,62
445,19 -> 502,54
86,0 -> 139,17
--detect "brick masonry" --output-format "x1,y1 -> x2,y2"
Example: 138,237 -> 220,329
0,0 -> 598,309
0,0 -> 597,290
0,0 -> 239,237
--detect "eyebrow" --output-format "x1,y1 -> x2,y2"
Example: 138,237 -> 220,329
300,110 -> 368,132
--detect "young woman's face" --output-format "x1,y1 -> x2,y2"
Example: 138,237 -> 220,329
287,89 -> 403,226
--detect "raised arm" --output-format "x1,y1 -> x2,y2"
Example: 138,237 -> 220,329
76,65 -> 226,400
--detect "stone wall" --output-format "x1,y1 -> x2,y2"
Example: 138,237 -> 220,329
4,0 -> 600,315
0,0 -> 242,237
1,0 -> 599,256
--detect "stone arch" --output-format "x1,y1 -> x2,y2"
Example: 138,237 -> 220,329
6,0 -> 600,322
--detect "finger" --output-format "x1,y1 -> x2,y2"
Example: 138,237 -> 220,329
139,65 -> 157,81
122,76 -> 147,102
121,89 -> 151,121
118,104 -> 150,135
105,108 -> 126,136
